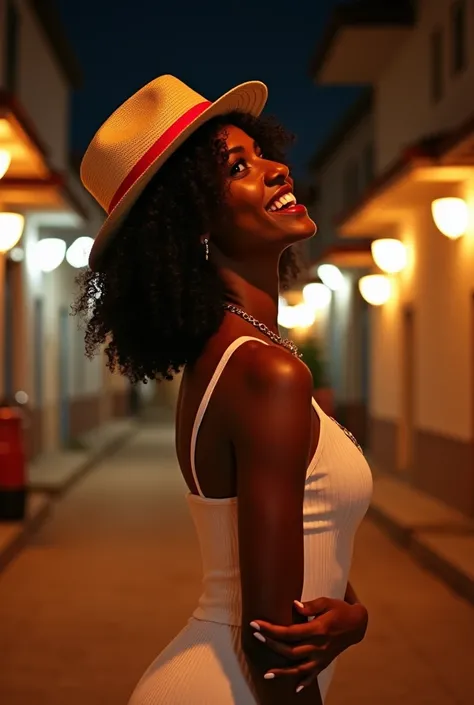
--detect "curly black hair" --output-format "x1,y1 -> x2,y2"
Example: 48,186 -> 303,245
73,111 -> 303,383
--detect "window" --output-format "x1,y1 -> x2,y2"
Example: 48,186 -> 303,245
451,0 -> 467,73
430,28 -> 444,103
5,0 -> 19,92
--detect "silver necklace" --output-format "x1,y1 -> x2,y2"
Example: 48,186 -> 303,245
223,303 -> 302,358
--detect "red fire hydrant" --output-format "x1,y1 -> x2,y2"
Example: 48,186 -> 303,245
0,405 -> 26,521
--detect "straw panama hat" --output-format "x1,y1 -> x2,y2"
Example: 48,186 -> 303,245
80,74 -> 268,270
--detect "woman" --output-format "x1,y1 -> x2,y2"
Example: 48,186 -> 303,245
75,75 -> 373,704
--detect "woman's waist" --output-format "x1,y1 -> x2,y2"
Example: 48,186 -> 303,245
193,572 -> 242,626
192,596 -> 242,626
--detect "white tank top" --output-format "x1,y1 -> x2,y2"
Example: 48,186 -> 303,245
186,335 -> 373,625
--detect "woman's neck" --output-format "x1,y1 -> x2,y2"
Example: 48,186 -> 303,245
219,264 -> 280,335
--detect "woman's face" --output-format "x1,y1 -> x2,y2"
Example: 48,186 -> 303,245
211,125 -> 316,260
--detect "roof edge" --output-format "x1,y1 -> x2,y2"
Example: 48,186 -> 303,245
28,0 -> 83,89
309,0 -> 416,81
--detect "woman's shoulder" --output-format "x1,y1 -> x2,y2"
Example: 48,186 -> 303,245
228,338 -> 312,393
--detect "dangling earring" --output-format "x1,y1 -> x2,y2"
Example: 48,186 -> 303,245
203,238 -> 209,261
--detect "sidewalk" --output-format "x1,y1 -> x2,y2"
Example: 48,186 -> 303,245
368,469 -> 474,605
0,417 -> 137,572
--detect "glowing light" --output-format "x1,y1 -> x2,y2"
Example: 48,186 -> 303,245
278,303 -> 316,329
303,282 -> 331,310
431,197 -> 468,239
358,274 -> 391,306
14,391 -> 29,405
9,247 -> 24,262
371,238 -> 407,274
66,236 -> 94,268
0,149 -> 11,179
317,264 -> 344,291
0,212 -> 24,253
36,238 -> 66,272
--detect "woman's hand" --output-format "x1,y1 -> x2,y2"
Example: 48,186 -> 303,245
250,597 -> 368,693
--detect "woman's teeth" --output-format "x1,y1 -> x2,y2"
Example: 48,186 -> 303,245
267,192 -> 297,212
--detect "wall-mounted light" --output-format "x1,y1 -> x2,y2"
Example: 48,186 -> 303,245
358,274 -> 391,306
317,264 -> 344,291
278,303 -> 316,329
0,212 -> 25,253
36,237 -> 66,272
303,282 -> 332,310
66,236 -> 94,268
431,197 -> 468,239
371,238 -> 407,273
9,247 -> 24,262
0,149 -> 11,179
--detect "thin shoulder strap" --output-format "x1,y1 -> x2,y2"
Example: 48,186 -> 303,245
190,336 -> 268,498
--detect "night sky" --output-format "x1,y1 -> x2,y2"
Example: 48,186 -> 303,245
56,0 -> 362,180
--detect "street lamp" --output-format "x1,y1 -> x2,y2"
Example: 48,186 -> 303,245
36,238 -> 67,272
371,238 -> 407,273
431,197 -> 468,239
66,236 -> 94,268
317,264 -> 344,291
303,282 -> 332,310
278,303 -> 316,329
358,274 -> 391,306
0,149 -> 11,179
0,212 -> 25,253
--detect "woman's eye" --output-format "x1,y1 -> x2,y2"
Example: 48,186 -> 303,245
230,159 -> 247,176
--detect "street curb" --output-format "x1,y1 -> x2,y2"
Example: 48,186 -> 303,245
410,533 -> 474,606
368,505 -> 474,606
0,495 -> 52,573
30,425 -> 137,497
367,504 -> 413,548
0,424 -> 138,574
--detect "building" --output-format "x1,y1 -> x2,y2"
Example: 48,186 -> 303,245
0,0 -> 130,459
308,0 -> 474,517
303,89 -> 375,446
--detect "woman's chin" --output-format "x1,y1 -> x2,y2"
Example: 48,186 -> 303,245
284,215 -> 318,243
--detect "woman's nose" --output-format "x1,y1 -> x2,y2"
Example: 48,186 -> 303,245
264,159 -> 289,185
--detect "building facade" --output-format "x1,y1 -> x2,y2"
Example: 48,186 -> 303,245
309,0 -> 474,516
304,91 -> 375,445
0,0 -> 130,459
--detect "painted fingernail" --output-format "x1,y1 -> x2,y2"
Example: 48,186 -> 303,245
296,685 -> 305,693
264,672 -> 275,680
253,632 -> 266,643
249,621 -> 260,630
294,600 -> 305,609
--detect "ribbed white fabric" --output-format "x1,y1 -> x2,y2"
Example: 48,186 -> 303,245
128,337 -> 373,704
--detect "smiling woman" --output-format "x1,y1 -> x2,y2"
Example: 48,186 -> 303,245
73,75 -> 372,705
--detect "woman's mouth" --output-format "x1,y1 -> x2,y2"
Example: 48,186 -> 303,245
266,192 -> 307,216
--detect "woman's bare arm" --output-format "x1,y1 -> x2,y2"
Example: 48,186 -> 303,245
227,342 -> 322,705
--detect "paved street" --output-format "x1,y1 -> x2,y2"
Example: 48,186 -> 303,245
0,423 -> 473,705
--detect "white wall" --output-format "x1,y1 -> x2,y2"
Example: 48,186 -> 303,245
16,0 -> 69,170
377,0 -> 474,172
308,111 -> 374,407
372,179 -> 474,440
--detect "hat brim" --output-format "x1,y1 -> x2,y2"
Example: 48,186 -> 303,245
88,80 -> 268,271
